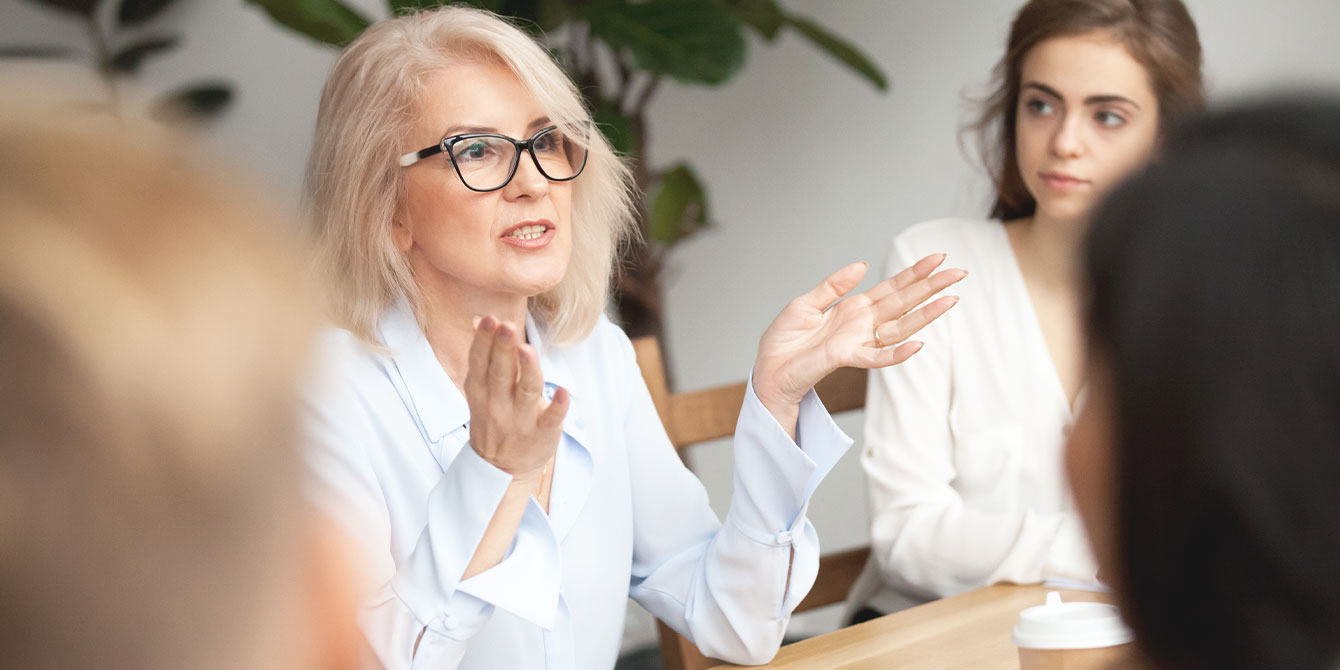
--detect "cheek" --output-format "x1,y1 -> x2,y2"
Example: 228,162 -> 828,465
1099,126 -> 1159,185
403,174 -> 492,240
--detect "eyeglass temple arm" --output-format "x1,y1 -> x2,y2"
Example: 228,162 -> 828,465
399,144 -> 443,168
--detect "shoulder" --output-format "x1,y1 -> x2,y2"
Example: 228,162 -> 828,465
880,218 -> 1008,274
305,327 -> 398,412
554,312 -> 637,369
890,218 -> 1003,257
312,327 -> 389,379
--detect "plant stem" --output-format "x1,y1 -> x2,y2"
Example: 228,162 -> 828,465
83,13 -> 121,120
631,75 -> 661,118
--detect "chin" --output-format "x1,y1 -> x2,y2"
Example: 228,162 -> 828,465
515,267 -> 568,298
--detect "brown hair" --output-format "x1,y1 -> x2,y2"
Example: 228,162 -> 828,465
0,99 -> 322,669
970,0 -> 1205,221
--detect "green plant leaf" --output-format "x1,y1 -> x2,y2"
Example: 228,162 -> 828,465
117,0 -> 176,27
648,163 -> 710,245
0,45 -> 78,59
244,0 -> 371,47
784,13 -> 887,91
592,102 -> 635,157
386,0 -> 444,13
422,0 -> 566,32
109,36 -> 177,73
150,82 -> 232,122
725,0 -> 783,40
21,0 -> 101,17
586,0 -> 746,85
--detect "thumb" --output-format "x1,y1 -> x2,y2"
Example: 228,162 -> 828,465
800,261 -> 868,311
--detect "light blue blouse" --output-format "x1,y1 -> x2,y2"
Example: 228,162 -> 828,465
302,300 -> 852,669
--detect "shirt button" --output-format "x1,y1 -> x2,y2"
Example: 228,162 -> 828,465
775,530 -> 793,544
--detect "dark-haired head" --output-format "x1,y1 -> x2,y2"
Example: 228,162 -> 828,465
972,0 -> 1205,222
1071,95 -> 1340,670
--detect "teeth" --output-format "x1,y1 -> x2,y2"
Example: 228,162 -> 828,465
508,224 -> 547,240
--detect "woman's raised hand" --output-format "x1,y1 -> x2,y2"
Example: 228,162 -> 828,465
464,316 -> 568,481
752,254 -> 965,433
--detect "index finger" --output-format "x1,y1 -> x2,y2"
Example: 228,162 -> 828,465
863,253 -> 946,304
464,315 -> 498,395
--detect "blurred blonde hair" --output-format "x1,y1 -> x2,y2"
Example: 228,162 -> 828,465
0,102 -> 318,670
305,5 -> 637,347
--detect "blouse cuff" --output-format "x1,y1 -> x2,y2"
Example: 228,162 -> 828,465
393,444 -> 563,641
726,374 -> 853,538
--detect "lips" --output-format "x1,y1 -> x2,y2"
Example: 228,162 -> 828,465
499,219 -> 556,249
500,220 -> 553,240
1039,172 -> 1089,191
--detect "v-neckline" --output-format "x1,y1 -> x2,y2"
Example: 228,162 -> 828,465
994,221 -> 1085,417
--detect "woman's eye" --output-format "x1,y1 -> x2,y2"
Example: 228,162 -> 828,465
1026,98 -> 1054,116
456,141 -> 494,161
533,132 -> 563,154
1095,110 -> 1126,128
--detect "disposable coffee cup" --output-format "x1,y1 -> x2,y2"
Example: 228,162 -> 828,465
1012,592 -> 1133,670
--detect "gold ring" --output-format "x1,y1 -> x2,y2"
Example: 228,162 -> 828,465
874,327 -> 885,348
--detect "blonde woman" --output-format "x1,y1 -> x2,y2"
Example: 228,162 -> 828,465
300,6 -> 964,670
0,103 -> 360,670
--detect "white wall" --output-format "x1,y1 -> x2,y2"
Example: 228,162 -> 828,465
6,0 -> 1339,651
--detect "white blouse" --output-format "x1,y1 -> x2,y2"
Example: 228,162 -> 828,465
301,300 -> 852,670
850,218 -> 1099,615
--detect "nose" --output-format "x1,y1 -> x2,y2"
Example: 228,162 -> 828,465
502,150 -> 549,200
1049,112 -> 1085,159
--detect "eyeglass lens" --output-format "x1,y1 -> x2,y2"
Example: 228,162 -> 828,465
448,127 -> 586,191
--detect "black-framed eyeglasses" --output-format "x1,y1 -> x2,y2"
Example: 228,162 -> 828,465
398,125 -> 589,192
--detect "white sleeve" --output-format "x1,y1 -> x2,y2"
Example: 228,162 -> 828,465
302,344 -> 561,670
861,235 -> 1096,603
620,336 -> 852,665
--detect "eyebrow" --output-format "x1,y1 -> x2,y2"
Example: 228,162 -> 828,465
441,116 -> 553,138
1022,82 -> 1142,109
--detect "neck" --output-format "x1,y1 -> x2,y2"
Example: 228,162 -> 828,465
1011,210 -> 1088,290
416,275 -> 529,389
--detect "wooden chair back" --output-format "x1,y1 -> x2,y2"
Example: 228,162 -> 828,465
630,336 -> 872,670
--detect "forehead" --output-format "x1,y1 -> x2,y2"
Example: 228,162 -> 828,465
410,60 -> 545,139
1020,32 -> 1155,103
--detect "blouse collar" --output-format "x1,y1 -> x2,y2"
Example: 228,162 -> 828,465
376,299 -> 584,446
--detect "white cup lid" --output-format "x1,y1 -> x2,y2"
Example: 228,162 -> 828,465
1012,592 -> 1134,650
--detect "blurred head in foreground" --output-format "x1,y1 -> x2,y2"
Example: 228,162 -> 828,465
1068,96 -> 1340,669
0,101 -> 359,669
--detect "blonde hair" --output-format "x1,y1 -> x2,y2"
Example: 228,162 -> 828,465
0,104 -> 317,670
305,5 -> 637,346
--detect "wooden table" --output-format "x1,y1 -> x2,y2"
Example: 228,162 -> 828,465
709,584 -> 1113,670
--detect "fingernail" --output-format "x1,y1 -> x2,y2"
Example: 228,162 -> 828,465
860,260 -> 869,268
496,323 -> 513,338
479,315 -> 496,330
472,315 -> 483,329
949,296 -> 960,305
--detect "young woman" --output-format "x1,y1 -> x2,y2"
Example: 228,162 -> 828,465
1069,96 -> 1340,670
851,0 -> 1205,618
298,7 -> 964,669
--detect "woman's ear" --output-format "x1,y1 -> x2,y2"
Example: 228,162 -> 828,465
392,215 -> 414,253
